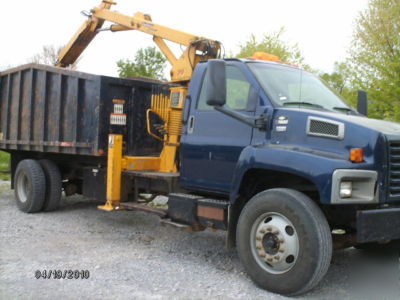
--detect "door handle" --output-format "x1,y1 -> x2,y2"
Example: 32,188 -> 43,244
188,115 -> 195,134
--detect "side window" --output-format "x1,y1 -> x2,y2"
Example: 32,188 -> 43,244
197,65 -> 251,111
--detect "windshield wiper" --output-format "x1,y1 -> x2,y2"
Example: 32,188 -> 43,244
332,107 -> 355,114
283,101 -> 324,109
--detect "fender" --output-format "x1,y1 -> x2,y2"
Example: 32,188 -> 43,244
229,144 -> 377,205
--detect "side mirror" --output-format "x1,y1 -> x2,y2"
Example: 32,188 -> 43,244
357,90 -> 368,116
205,59 -> 226,107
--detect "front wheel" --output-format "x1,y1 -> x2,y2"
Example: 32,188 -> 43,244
236,188 -> 332,296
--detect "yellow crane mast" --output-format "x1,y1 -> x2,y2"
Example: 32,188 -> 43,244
57,0 -> 222,210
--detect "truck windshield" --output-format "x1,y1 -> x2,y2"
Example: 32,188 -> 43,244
248,62 -> 353,113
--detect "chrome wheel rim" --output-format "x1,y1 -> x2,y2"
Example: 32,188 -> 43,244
16,172 -> 31,203
250,212 -> 299,274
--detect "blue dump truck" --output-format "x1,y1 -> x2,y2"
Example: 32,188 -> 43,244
1,59 -> 399,295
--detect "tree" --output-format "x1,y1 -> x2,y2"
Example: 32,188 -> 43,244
347,0 -> 400,121
236,27 -> 310,69
28,45 -> 80,70
319,62 -> 357,106
117,46 -> 167,80
320,63 -> 348,94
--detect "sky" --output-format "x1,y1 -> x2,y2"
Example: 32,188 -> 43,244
0,0 -> 369,78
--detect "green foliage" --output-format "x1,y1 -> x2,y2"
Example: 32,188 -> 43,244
0,151 -> 10,181
117,46 -> 167,80
236,27 -> 310,70
346,0 -> 400,121
320,63 -> 348,94
319,62 -> 357,106
318,0 -> 400,121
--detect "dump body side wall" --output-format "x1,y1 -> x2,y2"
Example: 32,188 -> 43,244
0,64 -> 163,157
0,64 -> 101,155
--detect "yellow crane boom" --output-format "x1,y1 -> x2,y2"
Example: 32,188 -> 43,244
57,0 -> 221,84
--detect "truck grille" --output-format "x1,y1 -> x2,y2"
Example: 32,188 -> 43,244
389,141 -> 400,200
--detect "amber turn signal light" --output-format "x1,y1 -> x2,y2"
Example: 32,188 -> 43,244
350,148 -> 364,163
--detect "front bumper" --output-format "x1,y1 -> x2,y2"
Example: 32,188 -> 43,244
357,208 -> 400,243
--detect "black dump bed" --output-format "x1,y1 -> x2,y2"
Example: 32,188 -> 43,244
0,64 -> 163,157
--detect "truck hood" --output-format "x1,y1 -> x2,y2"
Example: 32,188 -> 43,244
332,115 -> 400,136
281,108 -> 400,136
275,108 -> 400,204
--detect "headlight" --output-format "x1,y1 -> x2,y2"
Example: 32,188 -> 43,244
339,181 -> 353,198
331,170 -> 378,204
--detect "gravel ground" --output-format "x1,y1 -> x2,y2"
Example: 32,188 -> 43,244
0,180 -> 399,299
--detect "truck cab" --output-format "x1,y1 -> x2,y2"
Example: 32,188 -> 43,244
181,58 -> 400,211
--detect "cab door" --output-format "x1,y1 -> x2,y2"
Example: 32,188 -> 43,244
180,62 -> 257,194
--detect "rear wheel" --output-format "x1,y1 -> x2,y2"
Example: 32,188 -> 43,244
39,159 -> 62,211
14,159 -> 46,213
236,188 -> 332,296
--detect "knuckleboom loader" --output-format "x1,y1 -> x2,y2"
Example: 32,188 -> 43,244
1,0 -> 400,296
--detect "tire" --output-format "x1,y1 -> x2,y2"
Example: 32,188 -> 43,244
39,159 -> 62,212
14,159 -> 46,213
236,188 -> 332,296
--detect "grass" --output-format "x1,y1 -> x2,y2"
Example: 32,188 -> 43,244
0,151 -> 10,180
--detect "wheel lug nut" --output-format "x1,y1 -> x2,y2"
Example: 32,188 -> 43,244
272,230 -> 279,235
260,253 -> 266,258
266,227 -> 272,232
260,230 -> 266,234
274,255 -> 280,260
267,258 -> 273,263
279,239 -> 284,243
256,246 -> 262,250
256,236 -> 262,241
279,249 -> 285,253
